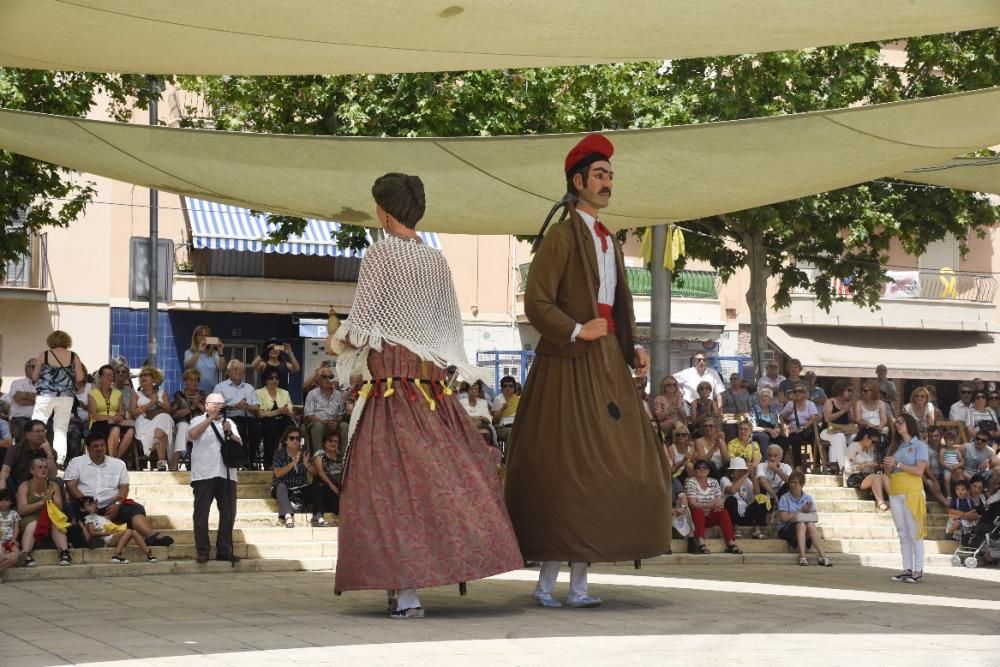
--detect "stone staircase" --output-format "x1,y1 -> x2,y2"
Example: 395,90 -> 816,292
1,472 -> 958,582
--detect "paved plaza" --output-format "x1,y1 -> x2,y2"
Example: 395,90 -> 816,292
2,561 -> 999,666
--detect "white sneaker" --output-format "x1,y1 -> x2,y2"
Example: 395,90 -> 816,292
532,593 -> 562,608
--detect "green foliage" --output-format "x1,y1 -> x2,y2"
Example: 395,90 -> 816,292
0,69 -> 167,280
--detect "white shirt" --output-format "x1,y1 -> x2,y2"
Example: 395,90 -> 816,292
213,379 -> 258,417
190,415 -> 239,482
462,398 -> 492,420
950,400 -> 972,423
757,374 -> 785,394
63,454 -> 129,508
755,461 -> 792,490
304,387 -> 344,420
7,377 -> 37,419
570,209 -> 618,342
673,366 -> 725,404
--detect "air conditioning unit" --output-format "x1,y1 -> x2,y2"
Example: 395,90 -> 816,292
762,349 -> 775,362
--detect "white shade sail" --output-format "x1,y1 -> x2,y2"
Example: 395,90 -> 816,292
2,87 -> 1000,234
0,0 -> 998,75
895,157 -> 1000,196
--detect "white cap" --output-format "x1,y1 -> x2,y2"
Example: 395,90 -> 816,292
729,457 -> 748,471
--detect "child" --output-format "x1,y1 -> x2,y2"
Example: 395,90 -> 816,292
945,480 -> 977,541
940,430 -> 966,495
0,488 -> 20,576
777,471 -> 833,567
79,496 -> 157,564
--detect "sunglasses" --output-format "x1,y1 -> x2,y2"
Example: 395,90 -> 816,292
319,374 -> 333,379
694,464 -> 709,470
961,390 -> 973,394
662,382 -> 677,388
501,383 -> 515,388
286,435 -> 302,441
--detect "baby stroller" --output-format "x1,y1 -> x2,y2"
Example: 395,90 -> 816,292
952,489 -> 1000,569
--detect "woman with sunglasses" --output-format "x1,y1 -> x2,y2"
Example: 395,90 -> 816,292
690,381 -> 720,433
884,413 -> 930,584
88,364 -> 134,460
750,387 -> 782,450
668,423 -> 696,481
778,383 -> 819,471
130,366 -> 173,472
902,387 -> 935,441
684,459 -> 742,555
654,376 -> 688,436
256,367 -> 296,469
965,391 -> 999,441
694,418 -> 729,479
271,425 -> 310,528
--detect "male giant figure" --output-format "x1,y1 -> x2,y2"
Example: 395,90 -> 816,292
505,134 -> 671,608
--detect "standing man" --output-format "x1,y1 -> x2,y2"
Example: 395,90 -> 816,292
876,365 -> 899,416
6,359 -> 38,444
187,393 -> 241,564
505,134 -> 671,609
214,360 -> 260,467
674,353 -> 725,410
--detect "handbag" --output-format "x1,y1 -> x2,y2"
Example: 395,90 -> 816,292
795,512 -> 818,523
210,420 -> 248,469
828,423 -> 859,435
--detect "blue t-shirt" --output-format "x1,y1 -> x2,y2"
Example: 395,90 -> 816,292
184,350 -> 222,394
893,437 -> 930,467
949,496 -> 974,513
777,492 -> 815,529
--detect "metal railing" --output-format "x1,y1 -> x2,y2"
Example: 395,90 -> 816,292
476,350 -> 535,393
792,268 -> 997,304
518,263 -> 720,298
1,234 -> 46,289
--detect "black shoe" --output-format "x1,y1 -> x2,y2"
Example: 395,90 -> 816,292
196,554 -> 210,564
148,533 -> 174,547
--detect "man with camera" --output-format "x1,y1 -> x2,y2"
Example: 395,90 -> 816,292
188,393 -> 242,564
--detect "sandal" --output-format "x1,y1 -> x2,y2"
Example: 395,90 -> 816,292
23,553 -> 36,567
284,515 -> 295,528
818,557 -> 833,567
311,516 -> 329,527
751,529 -> 765,539
876,502 -> 889,512
725,543 -> 743,555
798,556 -> 809,566
697,543 -> 711,555
146,551 -> 159,563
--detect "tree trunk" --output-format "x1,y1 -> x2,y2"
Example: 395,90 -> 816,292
744,231 -> 770,379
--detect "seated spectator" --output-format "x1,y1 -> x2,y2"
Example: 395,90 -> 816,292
820,380 -> 857,475
668,424 -> 696,482
779,383 -> 819,470
271,425 -> 310,528
962,433 -> 999,487
944,480 -> 978,541
459,381 -> 496,446
0,487 -> 21,575
130,366 -> 174,471
251,338 -> 301,391
78,495 -> 156,563
0,419 -> 56,495
184,325 -> 226,395
803,371 -> 827,410
310,427 -> 342,526
256,367 -> 296,469
777,471 -> 833,566
303,368 -> 344,455
727,420 -> 762,471
491,375 -> 520,444
721,457 -> 767,539
683,459 -> 742,555
854,380 -> 889,436
965,390 -> 999,441
903,386 -> 935,440
0,417 -> 11,452
990,389 -> 1000,415
750,387 -> 782,451
922,427 -> 949,507
214,360 -> 261,466
694,419 -> 729,478
63,432 -> 173,548
757,360 -> 785,395
6,359 -> 38,444
690,381 -> 720,432
654,376 -> 688,436
171,369 -> 206,470
88,364 -> 135,461
844,427 -> 890,511
941,429 -> 966,493
17,457 -> 71,567
777,358 -> 804,398
756,444 -> 792,509
302,360 -> 333,396
673,353 -> 724,408
722,373 -> 753,416
949,383 -> 974,424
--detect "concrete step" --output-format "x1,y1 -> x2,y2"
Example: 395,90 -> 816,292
165,540 -> 339,560
158,524 -> 340,545
818,524 -> 957,541
815,512 -> 948,526
127,470 -> 273,485
803,474 -> 843,487
147,512 -> 314,529
1,556 -> 337,582
135,498 -> 280,513
131,483 -> 273,500
18,545 -> 170,566
824,538 -> 961,555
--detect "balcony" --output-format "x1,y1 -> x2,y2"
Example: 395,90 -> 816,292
0,234 -> 48,300
778,268 -> 999,332
517,263 -> 719,298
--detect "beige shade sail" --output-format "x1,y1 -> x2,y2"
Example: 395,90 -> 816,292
1,0 -> 999,75
3,87 -> 1000,235
893,157 -> 1000,196
768,325 -> 1000,381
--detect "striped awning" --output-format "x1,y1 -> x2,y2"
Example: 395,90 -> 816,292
183,197 -> 440,255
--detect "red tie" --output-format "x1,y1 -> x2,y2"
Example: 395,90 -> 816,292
594,220 -> 611,253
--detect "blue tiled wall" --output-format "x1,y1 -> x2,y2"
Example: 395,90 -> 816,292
109,308 -> 181,391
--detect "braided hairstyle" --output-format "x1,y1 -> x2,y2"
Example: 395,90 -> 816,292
372,172 -> 426,229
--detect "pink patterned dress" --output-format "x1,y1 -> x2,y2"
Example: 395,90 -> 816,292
334,344 -> 523,593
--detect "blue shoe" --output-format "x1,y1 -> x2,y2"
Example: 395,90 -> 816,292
566,595 -> 602,608
532,593 -> 562,608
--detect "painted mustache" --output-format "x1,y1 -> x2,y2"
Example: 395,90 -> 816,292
599,189 -> 611,195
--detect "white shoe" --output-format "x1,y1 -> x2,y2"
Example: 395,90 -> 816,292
532,593 -> 562,608
566,594 -> 602,608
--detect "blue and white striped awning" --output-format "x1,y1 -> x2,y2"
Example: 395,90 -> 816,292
183,197 -> 440,256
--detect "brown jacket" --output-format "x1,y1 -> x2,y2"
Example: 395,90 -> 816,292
524,209 -> 638,367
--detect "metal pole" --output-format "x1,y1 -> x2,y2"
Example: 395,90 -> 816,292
650,224 -> 672,397
147,77 -> 160,367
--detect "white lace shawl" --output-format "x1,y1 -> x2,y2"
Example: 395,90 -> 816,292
332,235 -> 488,386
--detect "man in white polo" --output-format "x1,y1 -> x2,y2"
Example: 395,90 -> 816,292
673,352 -> 724,409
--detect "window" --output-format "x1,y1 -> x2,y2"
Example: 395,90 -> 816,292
918,233 -> 960,271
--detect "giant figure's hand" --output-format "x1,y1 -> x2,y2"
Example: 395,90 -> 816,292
633,347 -> 650,377
578,318 -> 609,341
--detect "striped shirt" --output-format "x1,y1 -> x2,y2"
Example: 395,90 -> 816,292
684,477 -> 722,507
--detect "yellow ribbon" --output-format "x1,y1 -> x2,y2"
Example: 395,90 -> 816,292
383,377 -> 395,397
439,381 -> 453,396
640,224 -> 685,270
359,380 -> 373,399
939,267 -> 958,299
46,500 -> 70,532
413,379 -> 436,411
888,471 -> 927,539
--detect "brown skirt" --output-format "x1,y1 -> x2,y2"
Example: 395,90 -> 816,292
334,344 -> 523,593
505,334 -> 672,562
